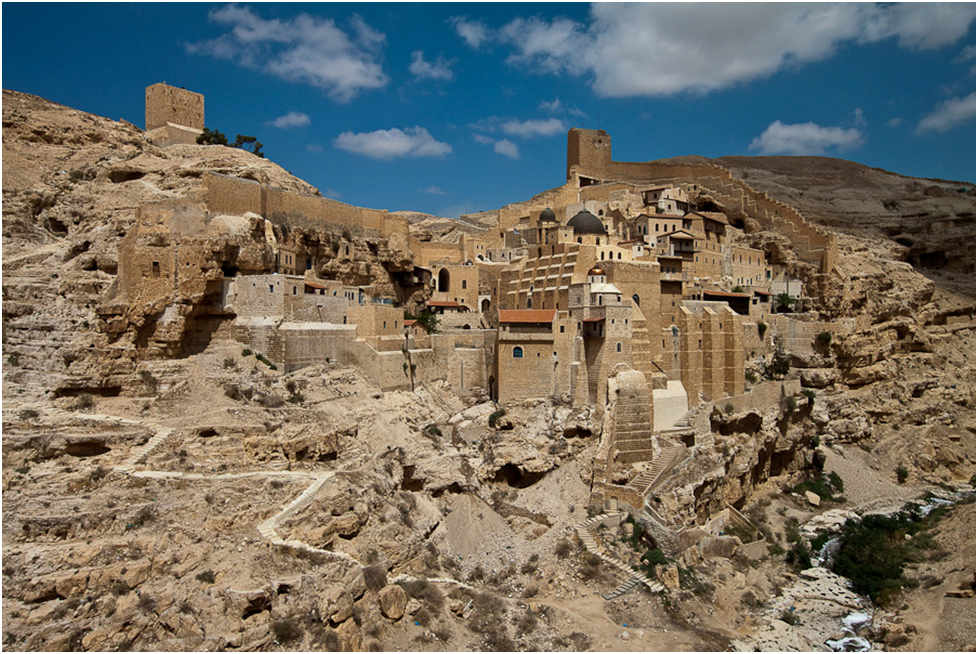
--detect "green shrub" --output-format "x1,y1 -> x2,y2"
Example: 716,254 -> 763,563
724,403 -> 734,415
801,389 -> 816,403
828,471 -> 844,493
745,370 -> 757,384
242,348 -> 253,357
554,539 -> 573,558
779,609 -> 798,625
897,465 -> 909,484
272,618 -> 303,643
196,570 -> 216,584
72,393 -> 95,411
488,408 -> 506,429
816,331 -> 832,345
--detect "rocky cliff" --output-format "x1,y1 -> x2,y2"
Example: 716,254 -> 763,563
2,90 -> 974,652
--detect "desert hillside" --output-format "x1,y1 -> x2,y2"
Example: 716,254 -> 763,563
2,90 -> 974,653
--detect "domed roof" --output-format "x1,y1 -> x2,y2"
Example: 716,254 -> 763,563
539,207 -> 556,222
567,209 -> 606,235
588,266 -> 605,276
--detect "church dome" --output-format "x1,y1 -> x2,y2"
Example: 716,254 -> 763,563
588,266 -> 605,276
539,207 -> 556,222
567,209 -> 606,235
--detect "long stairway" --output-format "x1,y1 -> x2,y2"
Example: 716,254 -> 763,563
574,513 -> 665,600
625,443 -> 686,498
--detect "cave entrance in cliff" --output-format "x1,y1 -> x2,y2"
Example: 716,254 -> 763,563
437,269 -> 450,292
494,464 -> 546,489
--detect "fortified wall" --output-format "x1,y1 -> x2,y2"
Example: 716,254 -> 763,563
566,129 -> 838,274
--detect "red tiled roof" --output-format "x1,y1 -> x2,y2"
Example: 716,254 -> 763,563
404,319 -> 417,326
618,238 -> 644,245
666,232 -> 695,240
753,289 -> 775,296
304,282 -> 329,290
498,309 -> 556,324
426,300 -> 459,308
582,317 -> 605,323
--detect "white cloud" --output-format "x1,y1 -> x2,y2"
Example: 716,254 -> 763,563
420,186 -> 448,196
540,98 -> 563,113
500,117 -> 565,138
915,92 -> 976,134
749,120 -> 865,155
954,44 -> 976,63
188,5 -> 388,102
333,126 -> 451,160
492,4 -> 975,98
887,117 -> 903,128
450,16 -> 489,49
539,97 -> 586,117
269,111 -> 311,129
306,143 -> 324,153
493,139 -> 520,159
473,133 -> 519,158
409,51 -> 454,81
324,188 -> 342,199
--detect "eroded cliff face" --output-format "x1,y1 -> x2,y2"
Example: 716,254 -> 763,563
2,90 -> 425,397
2,90 -> 975,653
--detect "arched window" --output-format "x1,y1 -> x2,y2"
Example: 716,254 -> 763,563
481,298 -> 490,313
462,280 -> 467,289
527,296 -> 533,309
513,346 -> 523,358
632,294 -> 640,306
438,269 -> 450,292
616,342 -> 622,352
577,237 -> 582,244
617,252 -> 622,260
600,252 -> 605,260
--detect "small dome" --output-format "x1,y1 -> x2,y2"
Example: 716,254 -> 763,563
588,266 -> 605,276
539,207 -> 556,222
567,209 -> 606,235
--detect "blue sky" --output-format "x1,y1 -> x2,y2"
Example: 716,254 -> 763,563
3,3 -> 975,218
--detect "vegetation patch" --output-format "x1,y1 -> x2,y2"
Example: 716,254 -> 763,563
832,502 -> 950,605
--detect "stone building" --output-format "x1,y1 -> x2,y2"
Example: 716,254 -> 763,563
144,83 -> 204,147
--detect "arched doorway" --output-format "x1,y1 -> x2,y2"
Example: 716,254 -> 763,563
437,269 -> 450,292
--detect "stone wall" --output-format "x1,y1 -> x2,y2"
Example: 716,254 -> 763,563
566,128 -> 838,273
201,173 -> 411,241
145,83 -> 204,131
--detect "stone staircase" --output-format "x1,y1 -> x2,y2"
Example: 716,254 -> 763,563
418,380 -> 466,420
574,512 -> 664,600
625,443 -> 686,498
115,427 -> 175,473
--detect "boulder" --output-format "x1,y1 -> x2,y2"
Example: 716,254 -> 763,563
319,586 -> 353,624
378,585 -> 406,620
805,491 -> 821,507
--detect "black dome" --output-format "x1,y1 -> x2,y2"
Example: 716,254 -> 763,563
539,207 -> 556,222
567,209 -> 606,235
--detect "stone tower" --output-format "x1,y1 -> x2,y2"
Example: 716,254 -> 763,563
144,83 -> 204,146
566,128 -> 612,184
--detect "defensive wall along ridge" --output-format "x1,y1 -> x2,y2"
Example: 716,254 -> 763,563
565,129 -> 838,274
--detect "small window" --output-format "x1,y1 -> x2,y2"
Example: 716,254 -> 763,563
293,287 -> 297,295
462,280 -> 467,289
560,325 -> 565,333
513,346 -> 523,358
269,285 -> 275,293
383,321 -> 387,329
152,261 -> 160,275
617,342 -> 622,352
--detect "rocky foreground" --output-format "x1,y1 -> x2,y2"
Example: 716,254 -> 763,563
2,89 -> 976,651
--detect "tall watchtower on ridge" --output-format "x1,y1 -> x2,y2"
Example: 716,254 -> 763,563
567,128 -> 612,186
144,83 -> 204,147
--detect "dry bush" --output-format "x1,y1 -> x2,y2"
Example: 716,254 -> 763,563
363,565 -> 387,591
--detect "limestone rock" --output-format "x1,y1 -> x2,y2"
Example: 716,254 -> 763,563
320,586 -> 354,624
805,490 -> 821,507
378,584 -> 407,620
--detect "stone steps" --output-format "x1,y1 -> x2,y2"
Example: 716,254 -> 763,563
575,513 -> 664,600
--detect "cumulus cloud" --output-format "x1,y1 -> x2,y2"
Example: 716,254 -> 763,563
450,16 -> 489,49
915,92 -> 976,134
473,133 -> 519,158
420,185 -> 448,196
500,117 -> 565,138
749,120 -> 865,155
409,51 -> 454,81
489,4 -> 975,98
333,126 -> 451,160
268,111 -> 310,129
187,5 -> 388,102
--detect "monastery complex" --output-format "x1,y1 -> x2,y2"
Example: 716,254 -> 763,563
106,84 -> 844,511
